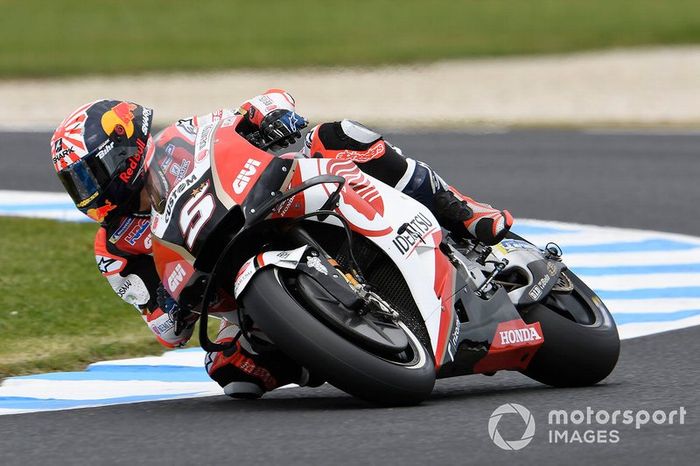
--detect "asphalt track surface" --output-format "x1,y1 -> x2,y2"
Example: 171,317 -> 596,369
1,130 -> 699,465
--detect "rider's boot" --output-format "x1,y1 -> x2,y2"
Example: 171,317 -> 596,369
205,321 -> 323,399
433,190 -> 513,245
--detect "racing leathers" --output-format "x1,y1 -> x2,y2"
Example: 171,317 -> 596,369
94,89 -> 513,398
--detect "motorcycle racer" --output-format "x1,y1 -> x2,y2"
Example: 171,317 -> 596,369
50,90 -> 512,398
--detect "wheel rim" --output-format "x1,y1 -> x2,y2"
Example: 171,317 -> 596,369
276,268 -> 430,368
544,272 -> 603,327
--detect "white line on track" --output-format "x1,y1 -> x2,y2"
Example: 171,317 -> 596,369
564,249 -> 700,268
603,298 -> 700,314
581,273 -> 700,291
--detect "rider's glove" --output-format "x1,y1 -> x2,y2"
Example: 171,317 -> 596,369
259,109 -> 308,150
156,283 -> 196,337
239,89 -> 307,150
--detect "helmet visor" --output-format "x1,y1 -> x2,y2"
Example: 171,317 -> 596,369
57,156 -> 110,206
57,142 -> 139,207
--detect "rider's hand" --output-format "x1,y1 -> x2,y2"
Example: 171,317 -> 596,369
156,284 -> 196,336
259,109 -> 308,150
239,89 -> 307,149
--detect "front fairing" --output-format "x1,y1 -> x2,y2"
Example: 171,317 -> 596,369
148,116 -> 292,302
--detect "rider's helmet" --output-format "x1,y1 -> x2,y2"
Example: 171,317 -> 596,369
50,100 -> 153,223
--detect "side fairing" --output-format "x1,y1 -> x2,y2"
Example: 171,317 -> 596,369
288,158 -> 455,364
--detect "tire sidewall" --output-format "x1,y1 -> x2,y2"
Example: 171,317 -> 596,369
521,272 -> 621,387
240,268 -> 436,405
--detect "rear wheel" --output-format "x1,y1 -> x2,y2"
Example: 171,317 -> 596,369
520,270 -> 620,387
240,268 -> 436,405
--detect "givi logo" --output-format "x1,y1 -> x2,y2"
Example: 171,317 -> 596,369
233,158 -> 262,194
167,263 -> 186,293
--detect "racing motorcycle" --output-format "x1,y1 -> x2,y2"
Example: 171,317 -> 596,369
146,116 -> 620,405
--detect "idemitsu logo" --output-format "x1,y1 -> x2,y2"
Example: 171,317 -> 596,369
392,213 -> 435,255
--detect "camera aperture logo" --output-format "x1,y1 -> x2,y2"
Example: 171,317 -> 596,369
488,403 -> 687,450
488,403 -> 536,451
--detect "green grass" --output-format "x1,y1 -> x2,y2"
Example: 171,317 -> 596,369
0,216 -> 215,378
1,0 -> 700,77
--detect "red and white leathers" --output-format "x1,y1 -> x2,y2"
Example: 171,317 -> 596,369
303,120 -> 513,245
94,90 -> 513,398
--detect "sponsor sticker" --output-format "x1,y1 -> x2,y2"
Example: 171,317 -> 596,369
116,279 -> 132,298
498,326 -> 543,345
234,260 -> 256,295
118,138 -> 147,183
124,219 -> 150,246
170,159 -> 191,183
233,158 -> 262,194
164,173 -> 199,222
101,102 -> 136,138
501,239 -> 540,253
109,217 -> 135,243
141,107 -> 152,133
528,273 -> 551,300
392,213 -> 436,255
167,263 -> 187,293
95,140 -> 115,159
87,200 -> 117,222
334,140 -> 385,162
306,256 -> 328,275
197,124 -> 214,151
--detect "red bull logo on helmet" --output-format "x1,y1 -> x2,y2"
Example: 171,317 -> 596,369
87,199 -> 117,222
101,102 -> 136,138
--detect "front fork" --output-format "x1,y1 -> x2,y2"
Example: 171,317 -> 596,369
289,225 -> 400,321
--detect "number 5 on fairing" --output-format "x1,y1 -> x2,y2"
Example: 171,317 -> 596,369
179,186 -> 215,249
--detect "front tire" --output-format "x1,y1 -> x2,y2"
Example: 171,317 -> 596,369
240,268 -> 436,405
520,271 -> 620,387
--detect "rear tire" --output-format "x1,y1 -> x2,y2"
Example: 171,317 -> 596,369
520,271 -> 620,387
240,268 -> 436,405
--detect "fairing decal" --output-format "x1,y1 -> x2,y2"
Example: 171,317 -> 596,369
234,246 -> 309,298
472,319 -> 544,374
151,236 -> 196,300
209,118 -> 274,209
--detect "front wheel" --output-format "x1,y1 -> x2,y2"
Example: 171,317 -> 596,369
520,270 -> 620,387
240,268 -> 436,405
